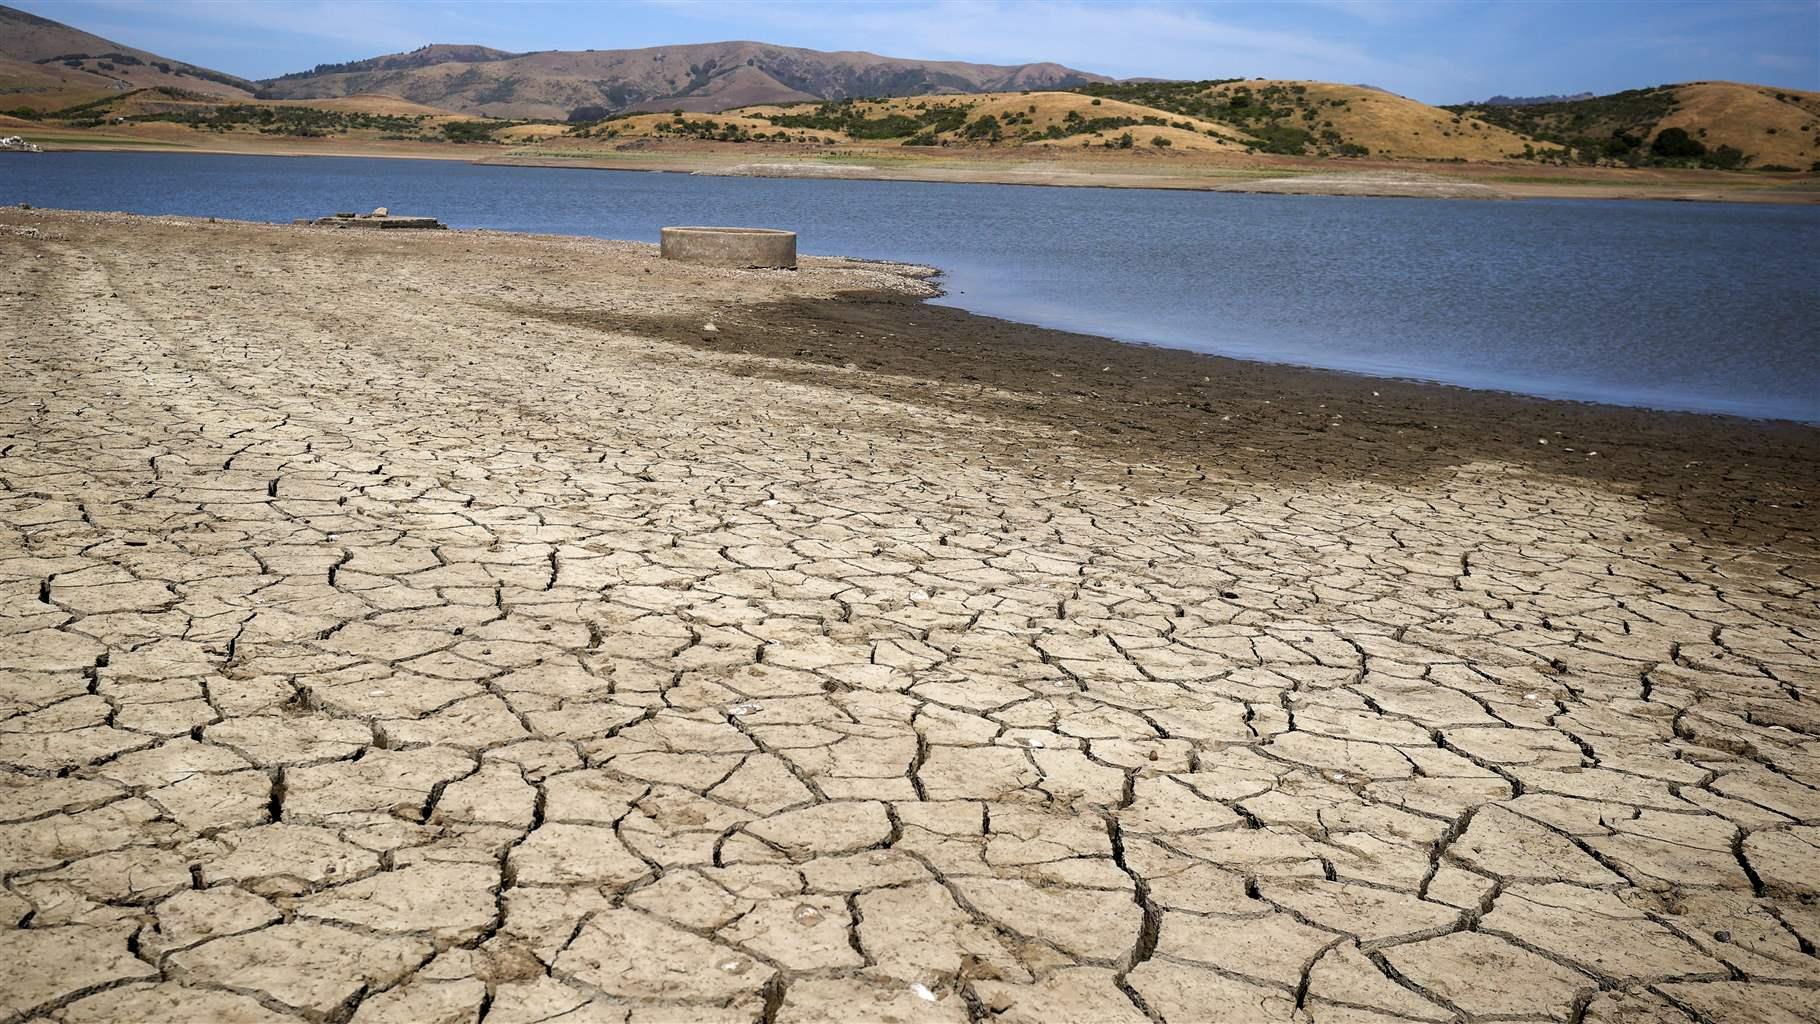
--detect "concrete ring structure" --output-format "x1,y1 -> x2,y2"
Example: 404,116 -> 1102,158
660,226 -> 797,269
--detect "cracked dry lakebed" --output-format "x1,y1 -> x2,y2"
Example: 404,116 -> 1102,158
2,207 -> 1820,1024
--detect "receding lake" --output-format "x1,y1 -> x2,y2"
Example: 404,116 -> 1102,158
6,151 -> 1817,421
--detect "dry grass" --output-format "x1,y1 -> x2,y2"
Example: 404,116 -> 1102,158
1204,80 -> 1535,160
590,111 -> 843,144
962,91 -> 1250,150
490,123 -> 569,143
0,56 -> 111,112
726,90 -> 1253,151
272,94 -> 461,117
1655,82 -> 1820,168
731,86 -> 1536,159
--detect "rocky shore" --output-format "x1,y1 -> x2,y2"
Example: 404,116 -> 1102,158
3,208 -> 1817,1024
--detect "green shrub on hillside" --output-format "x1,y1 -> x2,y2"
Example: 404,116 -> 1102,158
761,99 -> 969,139
77,96 -> 434,138
1706,145 -> 1747,169
1650,126 -> 1705,157
963,114 -> 1002,141
1243,122 -> 1313,155
1075,79 -> 1246,121
1441,87 -> 1762,169
1072,79 -> 1366,157
441,120 -> 508,143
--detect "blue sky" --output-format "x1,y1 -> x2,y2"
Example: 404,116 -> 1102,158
16,0 -> 1819,104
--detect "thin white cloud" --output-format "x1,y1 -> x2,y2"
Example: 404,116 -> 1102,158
1298,0 -> 1439,25
78,0 -> 428,56
650,0 -> 1391,81
1756,52 -> 1807,71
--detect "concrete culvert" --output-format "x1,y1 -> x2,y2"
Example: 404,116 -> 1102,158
661,227 -> 797,269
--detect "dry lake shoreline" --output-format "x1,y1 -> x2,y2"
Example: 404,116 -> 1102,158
17,131 -> 1820,204
3,208 -> 1818,1023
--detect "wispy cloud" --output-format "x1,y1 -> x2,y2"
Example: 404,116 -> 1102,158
1756,52 -> 1808,71
650,0 -> 1390,81
80,0 -> 428,53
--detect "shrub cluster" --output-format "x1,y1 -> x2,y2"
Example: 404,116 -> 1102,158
760,99 -> 971,139
1446,87 -> 1767,169
144,104 -> 426,135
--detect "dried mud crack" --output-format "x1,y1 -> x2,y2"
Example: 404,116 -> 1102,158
2,208 -> 1818,1024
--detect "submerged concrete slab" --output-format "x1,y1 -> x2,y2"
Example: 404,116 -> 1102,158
296,212 -> 447,230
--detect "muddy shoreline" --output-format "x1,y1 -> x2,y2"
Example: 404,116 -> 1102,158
13,205 -> 1820,544
507,270 -> 1820,551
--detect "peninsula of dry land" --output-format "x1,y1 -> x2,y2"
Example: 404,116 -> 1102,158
3,209 -> 1819,1024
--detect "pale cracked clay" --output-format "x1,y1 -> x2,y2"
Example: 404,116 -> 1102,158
2,208 -> 1819,1024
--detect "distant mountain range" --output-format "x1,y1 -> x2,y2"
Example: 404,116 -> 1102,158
252,41 -> 1111,120
1476,92 -> 1596,106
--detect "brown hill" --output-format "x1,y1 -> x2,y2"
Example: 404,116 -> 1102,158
1200,81 -> 1534,159
1452,81 -> 1820,169
1654,82 -> 1820,168
1066,79 -> 1534,159
636,92 -> 1255,151
267,44 -> 518,81
0,55 -> 100,112
255,40 -> 1111,119
608,86 -> 1519,159
0,3 -> 254,107
273,93 -> 463,117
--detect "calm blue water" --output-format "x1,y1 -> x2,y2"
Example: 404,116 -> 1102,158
6,151 -> 1818,421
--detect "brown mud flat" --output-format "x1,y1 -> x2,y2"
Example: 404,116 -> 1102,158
2,208 -> 1819,1024
507,273 -> 1820,548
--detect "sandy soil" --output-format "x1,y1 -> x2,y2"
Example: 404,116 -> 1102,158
3,208 -> 1819,1024
1206,172 -> 1509,199
489,145 -> 1820,204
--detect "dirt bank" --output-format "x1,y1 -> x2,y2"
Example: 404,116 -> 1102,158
24,126 -> 1820,203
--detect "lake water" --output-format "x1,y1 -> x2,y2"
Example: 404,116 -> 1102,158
6,151 -> 1818,422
